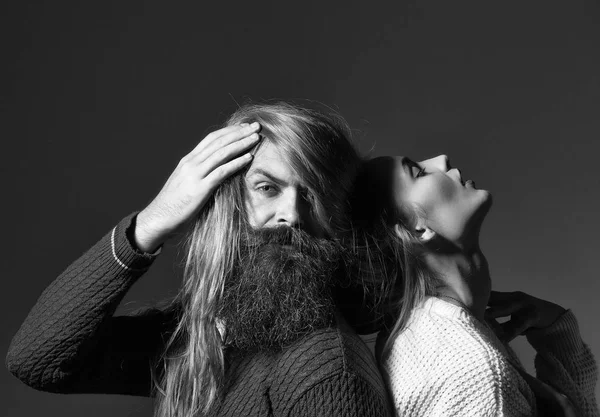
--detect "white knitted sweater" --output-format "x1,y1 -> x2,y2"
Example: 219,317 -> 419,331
383,297 -> 599,416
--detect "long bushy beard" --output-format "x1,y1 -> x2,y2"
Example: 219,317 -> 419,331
218,226 -> 344,351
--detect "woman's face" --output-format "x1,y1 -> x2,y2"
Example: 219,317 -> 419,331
384,154 -> 492,246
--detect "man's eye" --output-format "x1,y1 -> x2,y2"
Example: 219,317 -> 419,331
257,184 -> 277,194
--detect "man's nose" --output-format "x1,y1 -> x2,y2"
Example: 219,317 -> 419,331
276,189 -> 302,228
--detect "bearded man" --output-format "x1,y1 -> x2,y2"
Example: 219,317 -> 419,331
6,102 -> 391,417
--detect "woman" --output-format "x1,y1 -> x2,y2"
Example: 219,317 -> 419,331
351,154 -> 599,416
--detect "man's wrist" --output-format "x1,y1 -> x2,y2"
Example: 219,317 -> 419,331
534,302 -> 567,330
129,213 -> 164,255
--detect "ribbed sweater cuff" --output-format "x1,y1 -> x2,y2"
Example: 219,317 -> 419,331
526,310 -> 581,354
112,212 -> 161,272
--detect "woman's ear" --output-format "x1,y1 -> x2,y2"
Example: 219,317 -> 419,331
394,221 -> 436,243
415,226 -> 436,243
410,217 -> 436,243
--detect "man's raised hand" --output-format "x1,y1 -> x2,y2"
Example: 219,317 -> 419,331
134,123 -> 261,252
485,290 -> 567,342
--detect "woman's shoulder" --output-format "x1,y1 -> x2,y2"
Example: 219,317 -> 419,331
395,298 -> 485,341
386,298 -> 508,372
383,299 -> 535,415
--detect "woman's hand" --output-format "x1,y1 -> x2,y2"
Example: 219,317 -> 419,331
485,290 -> 567,342
134,123 -> 262,252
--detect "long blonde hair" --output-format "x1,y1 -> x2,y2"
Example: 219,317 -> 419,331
153,102 -> 360,417
349,158 -> 439,363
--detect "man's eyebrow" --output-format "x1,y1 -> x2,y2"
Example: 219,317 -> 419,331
245,168 -> 286,185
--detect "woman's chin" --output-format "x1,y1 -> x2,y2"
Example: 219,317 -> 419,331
482,190 -> 493,209
475,188 -> 493,210
470,192 -> 493,232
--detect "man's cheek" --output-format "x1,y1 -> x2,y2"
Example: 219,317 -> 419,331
246,203 -> 272,229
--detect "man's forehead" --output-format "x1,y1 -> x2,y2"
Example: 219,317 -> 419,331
245,142 -> 298,183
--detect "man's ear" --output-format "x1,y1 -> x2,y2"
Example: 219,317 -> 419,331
394,218 -> 436,243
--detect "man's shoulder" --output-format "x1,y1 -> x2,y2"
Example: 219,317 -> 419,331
274,318 -> 382,386
267,321 -> 390,415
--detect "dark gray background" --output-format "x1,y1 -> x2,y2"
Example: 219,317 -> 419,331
3,1 -> 599,415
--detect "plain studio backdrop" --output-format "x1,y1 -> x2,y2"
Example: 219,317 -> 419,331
2,1 -> 599,415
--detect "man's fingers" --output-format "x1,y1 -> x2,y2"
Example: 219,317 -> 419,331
488,290 -> 529,305
497,310 -> 536,342
195,122 -> 260,163
487,291 -> 527,318
190,124 -> 246,156
198,133 -> 261,178
204,153 -> 254,188
488,290 -> 517,302
498,320 -> 528,342
485,304 -> 520,319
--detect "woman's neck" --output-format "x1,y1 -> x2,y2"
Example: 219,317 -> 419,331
425,246 -> 491,321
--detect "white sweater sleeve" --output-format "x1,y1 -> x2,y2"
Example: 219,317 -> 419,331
386,351 -> 535,416
384,308 -> 536,416
436,364 -> 534,417
526,310 -> 599,417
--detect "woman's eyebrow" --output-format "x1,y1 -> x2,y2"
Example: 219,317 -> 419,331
400,157 -> 416,174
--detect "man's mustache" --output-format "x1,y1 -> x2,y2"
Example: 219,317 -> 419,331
240,225 -> 344,261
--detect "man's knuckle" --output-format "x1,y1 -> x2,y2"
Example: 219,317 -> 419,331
213,147 -> 228,160
178,160 -> 193,174
204,131 -> 218,141
213,165 -> 228,178
178,155 -> 190,166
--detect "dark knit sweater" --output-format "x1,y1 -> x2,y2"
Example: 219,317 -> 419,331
6,213 -> 391,416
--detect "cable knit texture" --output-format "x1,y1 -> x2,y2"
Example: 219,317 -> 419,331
383,297 -> 599,417
6,213 -> 391,417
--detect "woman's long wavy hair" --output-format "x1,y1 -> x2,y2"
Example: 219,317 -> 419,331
349,158 -> 440,364
152,102 -> 361,417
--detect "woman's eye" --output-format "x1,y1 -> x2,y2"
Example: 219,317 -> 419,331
413,166 -> 427,178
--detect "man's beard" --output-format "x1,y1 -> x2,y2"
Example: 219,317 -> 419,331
218,226 -> 344,351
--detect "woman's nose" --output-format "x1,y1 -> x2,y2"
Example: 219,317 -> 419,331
435,155 -> 451,171
421,155 -> 451,172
